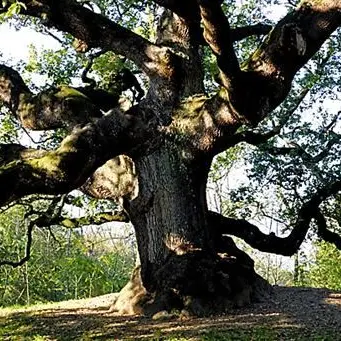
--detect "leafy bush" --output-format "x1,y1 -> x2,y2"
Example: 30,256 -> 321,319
307,242 -> 341,291
0,206 -> 134,307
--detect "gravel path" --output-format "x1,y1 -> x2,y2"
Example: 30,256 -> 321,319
239,286 -> 341,330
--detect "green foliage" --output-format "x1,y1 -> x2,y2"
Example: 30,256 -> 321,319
0,108 -> 19,143
0,205 -> 134,307
91,51 -> 125,88
25,45 -> 85,87
307,242 -> 341,290
0,1 -> 26,23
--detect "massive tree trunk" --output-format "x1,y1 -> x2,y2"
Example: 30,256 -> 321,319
111,141 -> 271,316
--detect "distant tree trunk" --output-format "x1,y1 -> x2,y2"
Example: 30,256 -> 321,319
112,141 -> 271,316
25,262 -> 30,306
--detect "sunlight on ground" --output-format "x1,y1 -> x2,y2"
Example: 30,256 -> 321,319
0,288 -> 340,340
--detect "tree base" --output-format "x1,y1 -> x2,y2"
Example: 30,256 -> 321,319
110,249 -> 272,317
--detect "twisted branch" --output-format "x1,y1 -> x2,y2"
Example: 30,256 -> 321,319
209,179 -> 341,256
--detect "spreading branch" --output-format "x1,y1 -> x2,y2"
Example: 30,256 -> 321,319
0,63 -> 145,208
0,196 -> 129,268
209,35 -> 335,155
153,0 -> 271,45
0,0 -> 181,85
200,0 -> 341,129
209,179 -> 341,256
0,107 -> 145,206
315,209 -> 341,249
198,0 -> 240,89
0,64 -> 102,130
236,0 -> 341,122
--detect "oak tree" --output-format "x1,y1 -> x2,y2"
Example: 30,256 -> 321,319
0,0 -> 340,316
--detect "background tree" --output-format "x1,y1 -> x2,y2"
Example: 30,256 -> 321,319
0,0 -> 340,316
307,241 -> 341,290
0,194 -> 134,307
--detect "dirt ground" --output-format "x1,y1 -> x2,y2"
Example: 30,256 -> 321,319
0,286 -> 340,340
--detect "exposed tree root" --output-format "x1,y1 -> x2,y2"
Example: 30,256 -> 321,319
111,248 -> 272,317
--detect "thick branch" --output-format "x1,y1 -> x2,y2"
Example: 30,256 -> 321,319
81,155 -> 138,202
0,64 -> 103,130
0,109 -> 145,207
209,179 -> 341,256
199,0 -> 341,129
315,209 -> 341,250
198,0 -> 240,88
1,0 -> 181,85
233,0 -> 341,123
4,1 -> 158,74
0,144 -> 46,165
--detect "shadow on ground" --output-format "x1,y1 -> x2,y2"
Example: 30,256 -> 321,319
0,287 -> 340,340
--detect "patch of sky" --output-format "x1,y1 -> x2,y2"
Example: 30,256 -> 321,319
0,23 -> 60,62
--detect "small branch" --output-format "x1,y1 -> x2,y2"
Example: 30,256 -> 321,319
81,50 -> 105,87
57,211 -> 130,228
230,24 -> 272,42
0,195 -> 129,267
0,220 -> 34,268
228,85 -> 310,147
323,111 -> 340,132
262,133 -> 340,168
44,29 -> 65,45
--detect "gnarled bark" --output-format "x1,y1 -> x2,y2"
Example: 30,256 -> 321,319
110,142 -> 272,316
